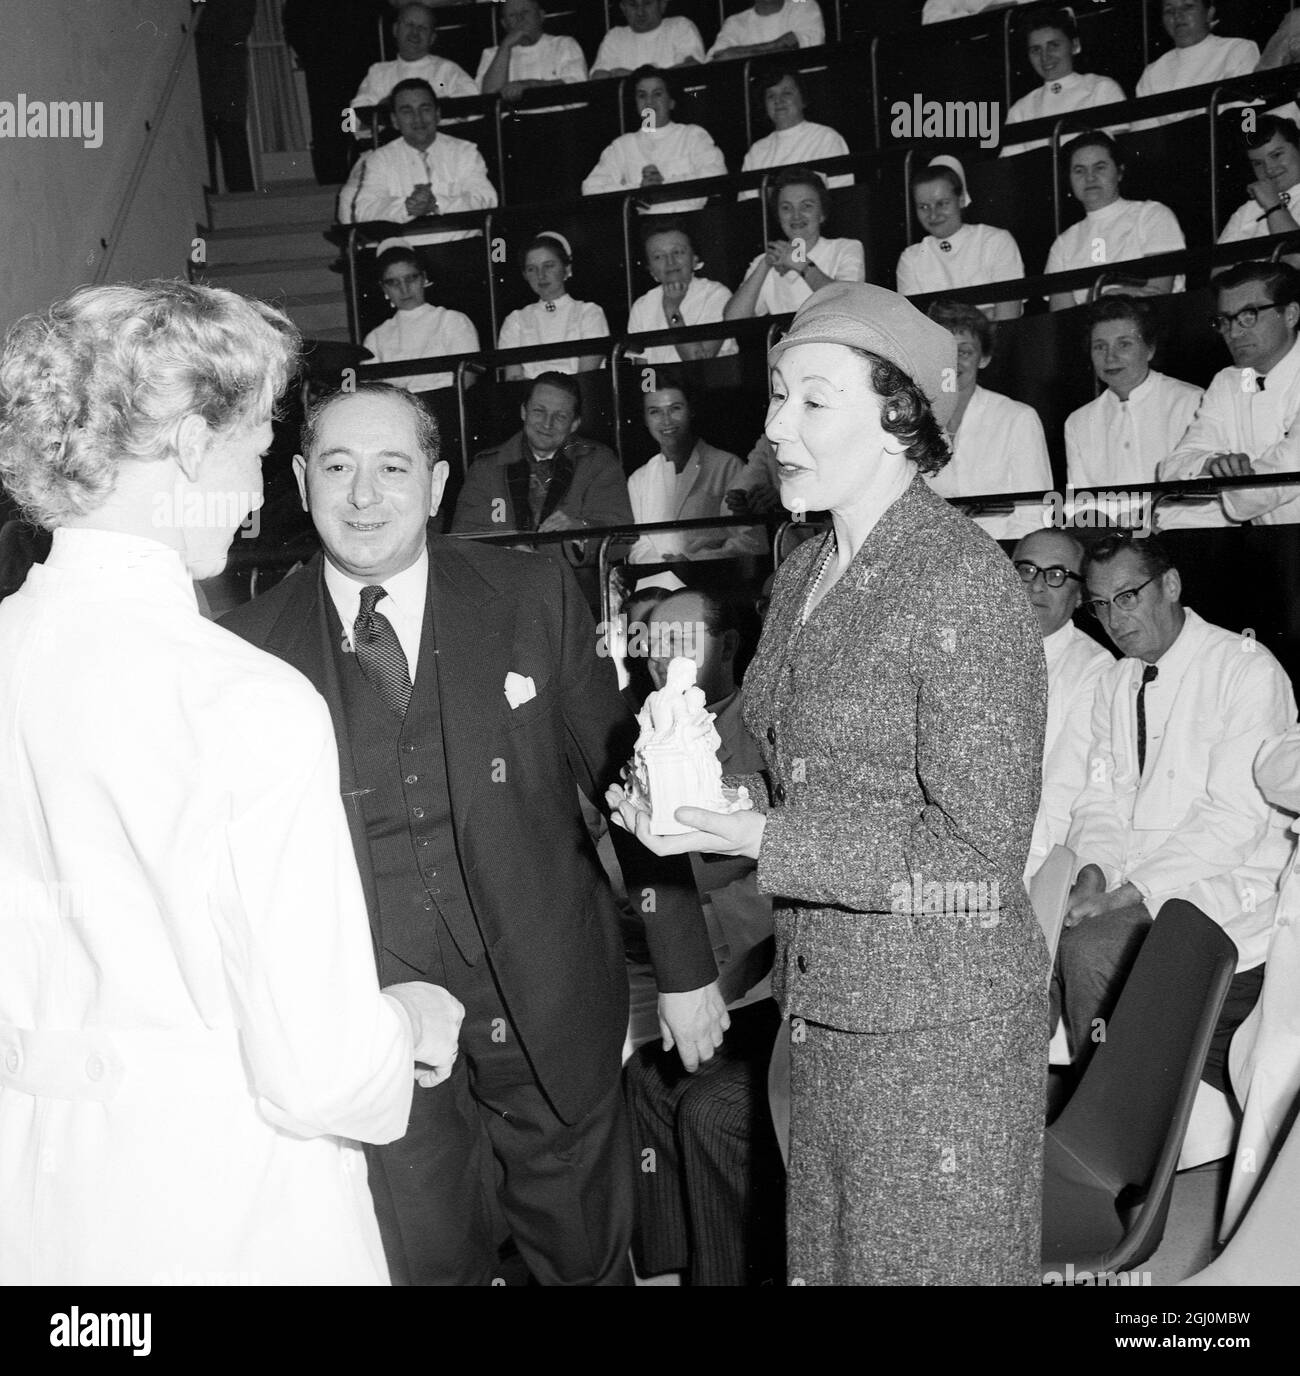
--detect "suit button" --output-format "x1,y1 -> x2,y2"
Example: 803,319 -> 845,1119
412,806 -> 425,818
767,726 -> 776,745
85,1055 -> 105,1082
405,774 -> 418,785
3,1048 -> 20,1074
774,784 -> 787,803
797,954 -> 808,973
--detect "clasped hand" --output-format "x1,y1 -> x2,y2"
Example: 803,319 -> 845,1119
1204,451 -> 1254,480
384,981 -> 465,1087
1064,864 -> 1149,928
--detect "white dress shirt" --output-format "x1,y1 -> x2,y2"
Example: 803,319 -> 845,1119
362,303 -> 479,392
1219,179 -> 1300,245
0,529 -> 413,1284
1065,370 -> 1204,490
1067,608 -> 1297,971
1159,336 -> 1300,524
474,32 -> 587,89
626,277 -> 737,364
592,18 -> 705,73
1135,34 -> 1260,128
896,222 -> 1025,312
742,236 -> 865,315
1003,71 -> 1127,153
338,134 -> 498,245
324,545 -> 429,673
582,121 -> 727,214
739,120 -> 852,197
351,54 -> 477,107
1045,198 -> 1186,305
497,295 -> 610,379
924,386 -> 1053,540
707,1 -> 824,58
1029,620 -> 1115,877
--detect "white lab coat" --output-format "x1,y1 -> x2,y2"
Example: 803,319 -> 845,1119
0,529 -> 414,1284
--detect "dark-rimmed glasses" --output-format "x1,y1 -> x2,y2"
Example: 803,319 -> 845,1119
1081,574 -> 1160,619
1014,560 -> 1082,589
1208,302 -> 1283,334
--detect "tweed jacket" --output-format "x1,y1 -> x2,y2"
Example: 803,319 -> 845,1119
737,475 -> 1049,1034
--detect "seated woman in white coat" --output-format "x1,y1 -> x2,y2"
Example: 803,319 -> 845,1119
497,232 -> 609,380
724,167 -> 864,321
923,300 -> 1053,541
895,157 -> 1025,321
1046,131 -> 1186,310
362,245 -> 480,392
0,280 -> 460,1286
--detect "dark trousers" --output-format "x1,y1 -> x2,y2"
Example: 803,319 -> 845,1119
196,30 -> 255,193
1051,902 -> 1264,1093
624,998 -> 785,1286
367,923 -> 635,1286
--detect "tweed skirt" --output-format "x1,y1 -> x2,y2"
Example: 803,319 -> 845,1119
786,996 -> 1047,1286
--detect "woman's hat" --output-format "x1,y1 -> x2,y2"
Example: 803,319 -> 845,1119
768,282 -> 959,426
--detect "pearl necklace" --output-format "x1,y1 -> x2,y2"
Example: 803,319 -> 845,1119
799,533 -> 838,626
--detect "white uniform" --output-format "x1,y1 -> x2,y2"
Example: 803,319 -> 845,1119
582,122 -> 727,215
474,33 -> 587,89
740,236 -> 864,315
1064,370 -> 1203,489
1029,621 -> 1114,878
626,277 -> 737,364
707,1 -> 824,58
497,295 -> 609,379
895,222 -> 1025,313
592,18 -> 705,73
1159,336 -> 1300,525
351,54 -> 477,107
924,0 -> 1034,21
738,120 -> 853,197
1045,197 -> 1186,306
1219,179 -> 1300,245
1002,71 -> 1127,154
1134,34 -> 1260,128
363,302 -> 479,392
0,529 -> 414,1284
1067,608 -> 1296,973
924,385 -> 1053,540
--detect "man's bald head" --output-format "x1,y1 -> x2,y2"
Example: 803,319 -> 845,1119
1012,528 -> 1087,638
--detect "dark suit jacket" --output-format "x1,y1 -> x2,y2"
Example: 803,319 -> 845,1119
221,532 -> 715,1122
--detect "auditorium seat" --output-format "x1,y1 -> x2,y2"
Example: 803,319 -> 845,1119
674,196 -> 766,300
427,2 -> 496,77
875,14 -> 1008,135
498,82 -> 624,206
963,145 -> 1058,279
672,61 -> 752,170
785,46 -> 877,167
1118,117 -> 1217,249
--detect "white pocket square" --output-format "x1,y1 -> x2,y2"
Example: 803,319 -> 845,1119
503,672 -> 537,710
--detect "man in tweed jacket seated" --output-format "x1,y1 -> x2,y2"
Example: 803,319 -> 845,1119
1057,532 -> 1296,1093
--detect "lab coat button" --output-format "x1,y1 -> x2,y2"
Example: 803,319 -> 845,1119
85,1055 -> 105,1082
3,1048 -> 19,1074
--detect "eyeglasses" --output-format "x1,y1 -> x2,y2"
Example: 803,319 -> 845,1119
382,273 -> 424,290
1014,560 -> 1082,589
1081,573 -> 1160,620
1208,302 -> 1283,334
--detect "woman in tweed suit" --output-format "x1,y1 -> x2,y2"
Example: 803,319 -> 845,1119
612,282 -> 1050,1285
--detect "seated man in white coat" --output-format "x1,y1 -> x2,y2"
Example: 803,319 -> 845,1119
582,67 -> 726,216
1158,260 -> 1300,525
351,3 -> 476,108
707,0 -> 824,61
591,0 -> 704,80
338,80 -> 498,246
1011,528 -> 1114,880
1057,531 -> 1295,1092
626,222 -> 736,364
1134,0 -> 1259,128
476,0 -> 587,100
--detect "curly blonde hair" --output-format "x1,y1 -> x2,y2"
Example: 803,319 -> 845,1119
0,280 -> 300,528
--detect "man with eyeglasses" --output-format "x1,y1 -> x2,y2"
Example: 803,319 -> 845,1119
1054,531 -> 1295,1094
1010,529 -> 1113,880
1158,260 -> 1300,525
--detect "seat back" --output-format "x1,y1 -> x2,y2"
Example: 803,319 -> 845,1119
1028,844 -> 1075,980
1048,899 -> 1237,1261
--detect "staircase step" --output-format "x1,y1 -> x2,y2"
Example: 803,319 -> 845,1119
304,325 -> 357,345
196,257 -> 343,299
282,291 -> 350,333
199,223 -> 336,267
207,181 -> 342,231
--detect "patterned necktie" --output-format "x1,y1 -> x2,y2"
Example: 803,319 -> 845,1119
354,584 -> 412,719
1136,663 -> 1159,776
1256,373 -> 1266,392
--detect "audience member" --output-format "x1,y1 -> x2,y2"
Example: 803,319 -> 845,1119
895,156 -> 1025,320
725,168 -> 864,320
476,0 -> 587,98
924,0 -> 1034,21
725,433 -> 783,519
624,588 -> 783,1287
1064,296 -> 1203,494
591,0 -> 705,79
739,66 -> 851,199
1011,528 -> 1114,878
707,0 -> 824,61
1217,116 -> 1300,248
1059,531 -> 1295,1092
338,80 -> 498,245
1002,6 -> 1126,155
452,371 -> 631,576
627,222 -> 735,364
195,0 -> 257,194
1257,10 -> 1300,71
1159,260 -> 1300,525
498,234 -> 608,380
361,246 -> 479,392
1046,131 -> 1185,309
1135,0 -> 1259,124
923,300 -> 1052,540
582,67 -> 726,215
627,373 -> 763,562
350,3 -> 476,108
